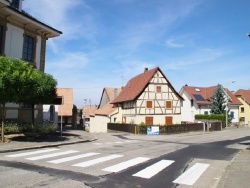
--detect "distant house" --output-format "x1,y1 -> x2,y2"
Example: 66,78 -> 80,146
234,89 -> 250,125
82,105 -> 98,125
90,88 -> 121,133
180,85 -> 242,123
43,88 -> 73,125
0,0 -> 62,123
111,67 -> 183,125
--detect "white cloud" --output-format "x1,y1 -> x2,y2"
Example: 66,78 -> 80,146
166,39 -> 185,48
23,0 -> 98,42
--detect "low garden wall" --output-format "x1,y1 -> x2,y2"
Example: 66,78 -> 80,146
108,122 -> 222,135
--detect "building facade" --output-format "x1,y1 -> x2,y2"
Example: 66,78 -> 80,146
0,0 -> 62,123
111,67 -> 183,125
180,85 -> 242,123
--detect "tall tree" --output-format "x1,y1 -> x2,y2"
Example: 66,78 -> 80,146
210,84 -> 226,114
21,71 -> 57,125
0,57 -> 35,142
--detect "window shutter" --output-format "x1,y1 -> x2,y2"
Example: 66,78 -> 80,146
165,116 -> 173,125
145,117 -> 153,125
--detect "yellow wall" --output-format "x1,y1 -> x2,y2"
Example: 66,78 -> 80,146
237,97 -> 250,125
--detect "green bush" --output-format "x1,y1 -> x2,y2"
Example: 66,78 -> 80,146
21,123 -> 58,134
195,114 -> 226,122
5,122 -> 20,134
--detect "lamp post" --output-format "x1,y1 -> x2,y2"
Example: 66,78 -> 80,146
225,81 -> 236,128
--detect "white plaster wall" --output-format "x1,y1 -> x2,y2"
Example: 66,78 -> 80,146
125,114 -> 181,125
89,115 -> 108,133
5,24 -> 23,58
229,106 -> 239,123
180,90 -> 197,122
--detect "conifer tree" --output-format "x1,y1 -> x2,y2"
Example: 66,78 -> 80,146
210,84 -> 226,114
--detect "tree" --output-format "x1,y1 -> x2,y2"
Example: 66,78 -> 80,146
210,84 -> 232,124
210,84 -> 226,114
0,57 -> 35,142
21,71 -> 57,125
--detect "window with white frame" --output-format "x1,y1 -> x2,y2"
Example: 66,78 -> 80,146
23,35 -> 35,62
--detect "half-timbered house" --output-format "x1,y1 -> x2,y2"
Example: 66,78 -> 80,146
111,67 -> 183,125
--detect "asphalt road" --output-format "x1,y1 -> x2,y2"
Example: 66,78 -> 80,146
0,128 -> 249,188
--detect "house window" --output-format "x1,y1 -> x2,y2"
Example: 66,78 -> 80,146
204,111 -> 208,115
166,101 -> 172,109
191,99 -> 194,107
156,86 -> 161,93
0,25 -> 3,54
145,117 -> 153,125
241,107 -> 244,113
23,35 -> 35,62
10,0 -> 20,9
230,112 -> 234,119
146,101 -> 153,108
165,116 -> 173,125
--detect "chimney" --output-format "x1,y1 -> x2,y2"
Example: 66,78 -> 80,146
144,67 -> 148,73
114,88 -> 118,98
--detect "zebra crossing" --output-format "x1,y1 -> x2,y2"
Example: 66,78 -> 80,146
5,148 -> 210,186
92,139 -> 141,146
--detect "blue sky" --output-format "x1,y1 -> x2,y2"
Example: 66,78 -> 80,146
23,0 -> 250,108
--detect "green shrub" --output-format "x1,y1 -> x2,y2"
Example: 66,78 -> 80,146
195,114 -> 226,122
140,122 -> 146,126
21,123 -> 58,134
5,122 -> 20,134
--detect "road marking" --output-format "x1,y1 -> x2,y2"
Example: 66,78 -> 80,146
102,157 -> 150,172
26,150 -> 79,161
5,148 -> 60,157
132,160 -> 175,179
114,141 -> 123,144
72,154 -> 123,168
48,152 -> 100,164
173,163 -> 210,185
93,143 -> 103,145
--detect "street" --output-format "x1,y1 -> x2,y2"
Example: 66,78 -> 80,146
0,128 -> 249,188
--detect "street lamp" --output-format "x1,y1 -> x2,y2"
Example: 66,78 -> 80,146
225,81 -> 236,128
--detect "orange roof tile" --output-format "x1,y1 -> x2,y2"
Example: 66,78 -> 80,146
111,67 -> 183,104
83,105 -> 98,118
95,88 -> 122,116
183,85 -> 242,105
235,89 -> 250,104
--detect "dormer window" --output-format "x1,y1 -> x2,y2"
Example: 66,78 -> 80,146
195,88 -> 201,92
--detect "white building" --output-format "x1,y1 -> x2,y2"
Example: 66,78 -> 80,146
0,0 -> 62,123
179,85 -> 242,123
111,67 -> 183,125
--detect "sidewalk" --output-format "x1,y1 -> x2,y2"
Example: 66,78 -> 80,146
0,129 -> 97,153
217,145 -> 250,188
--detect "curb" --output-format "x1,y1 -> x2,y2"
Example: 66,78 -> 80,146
0,136 -> 98,153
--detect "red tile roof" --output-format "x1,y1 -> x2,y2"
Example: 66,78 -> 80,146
111,67 -> 183,104
83,105 -> 98,118
182,85 -> 242,105
235,89 -> 250,104
95,88 -> 122,116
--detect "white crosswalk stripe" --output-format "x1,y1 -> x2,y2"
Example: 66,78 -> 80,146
102,157 -> 150,173
26,150 -> 79,161
72,154 -> 123,168
4,149 -> 210,184
5,148 -> 60,157
173,163 -> 210,185
132,159 -> 175,179
48,152 -> 100,164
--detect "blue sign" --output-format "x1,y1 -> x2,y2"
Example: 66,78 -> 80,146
147,126 -> 159,135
